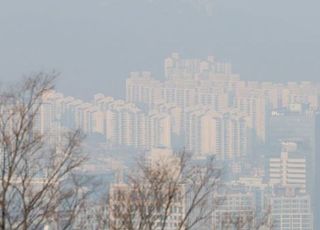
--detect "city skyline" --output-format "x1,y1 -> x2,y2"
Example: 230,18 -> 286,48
1,0 -> 320,99
32,52 -> 320,99
1,1 -> 319,229
1,53 -> 319,229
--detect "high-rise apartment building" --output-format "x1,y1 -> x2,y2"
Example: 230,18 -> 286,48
148,112 -> 171,148
105,100 -> 147,148
184,108 -> 248,159
164,53 -> 237,81
269,142 -> 307,193
126,71 -> 162,106
235,90 -> 266,144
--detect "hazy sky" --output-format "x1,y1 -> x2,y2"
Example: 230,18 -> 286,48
1,0 -> 319,98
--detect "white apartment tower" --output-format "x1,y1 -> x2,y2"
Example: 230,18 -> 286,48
269,143 -> 307,193
148,112 -> 171,149
185,108 -> 248,159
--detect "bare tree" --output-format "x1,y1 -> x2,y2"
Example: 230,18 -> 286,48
0,73 -> 87,230
108,150 -> 223,230
108,150 -> 274,230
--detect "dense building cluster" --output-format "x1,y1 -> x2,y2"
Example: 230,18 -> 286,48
35,54 -> 320,229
